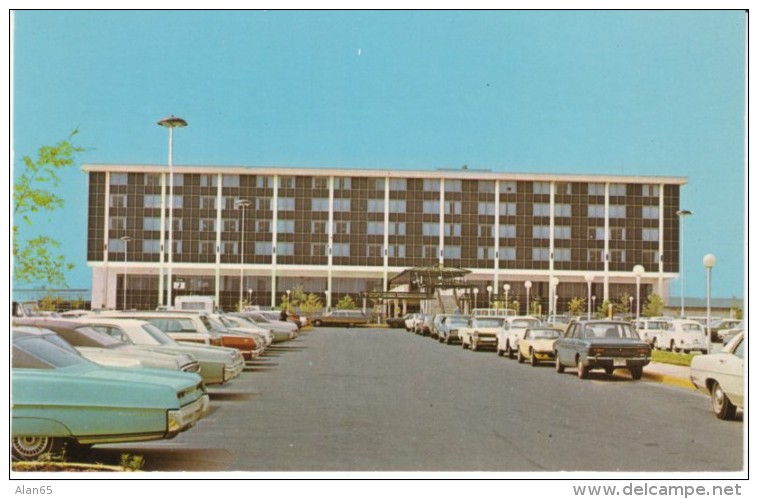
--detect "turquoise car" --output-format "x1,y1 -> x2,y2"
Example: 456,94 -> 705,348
11,329 -> 210,461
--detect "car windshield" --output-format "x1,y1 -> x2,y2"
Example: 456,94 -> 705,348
71,325 -> 126,348
527,329 -> 561,339
680,323 -> 703,333
148,317 -> 201,333
512,318 -> 541,328
201,315 -> 229,333
584,323 -> 639,339
141,323 -> 179,346
13,335 -> 89,369
446,317 -> 469,326
473,318 -> 504,327
646,321 -> 667,330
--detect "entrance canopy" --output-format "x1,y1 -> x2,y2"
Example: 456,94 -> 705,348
389,264 -> 473,293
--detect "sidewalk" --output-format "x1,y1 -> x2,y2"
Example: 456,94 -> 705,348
619,361 -> 696,389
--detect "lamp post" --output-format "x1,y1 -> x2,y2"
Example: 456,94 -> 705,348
486,285 -> 493,307
629,296 -> 634,318
633,264 -> 645,321
324,290 -> 330,312
235,199 -> 251,306
503,283 -> 511,314
591,295 -> 596,319
524,281 -> 532,316
703,253 -> 717,354
120,236 -> 132,310
247,288 -> 253,305
550,277 -> 560,316
473,288 -> 479,309
676,209 -> 692,317
286,288 -> 292,310
158,115 -> 188,308
584,274 -> 594,320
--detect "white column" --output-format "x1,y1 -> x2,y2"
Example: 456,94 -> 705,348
271,175 -> 279,308
383,176 -> 390,292
603,183 -> 610,302
493,180 -> 500,290
658,183 -> 665,295
438,179 -> 445,265
102,174 -> 111,309
214,178 -> 223,307
159,172 -> 167,305
326,176 -> 334,309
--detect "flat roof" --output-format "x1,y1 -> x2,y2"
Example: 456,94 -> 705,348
82,163 -> 688,185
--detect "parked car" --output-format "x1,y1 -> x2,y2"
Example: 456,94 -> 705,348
690,332 -> 744,420
554,320 -> 652,379
385,315 -> 409,328
414,314 -> 434,336
496,316 -> 543,358
429,314 -> 451,339
708,319 -> 743,343
13,318 -> 200,374
75,317 -> 245,385
222,314 -> 276,346
12,328 -> 209,461
459,316 -> 507,351
312,310 -> 368,327
634,318 -> 672,348
656,319 -> 708,354
544,314 -> 571,333
404,313 -> 424,332
232,311 -> 298,342
517,327 -> 563,366
719,322 -> 743,346
437,314 -> 471,344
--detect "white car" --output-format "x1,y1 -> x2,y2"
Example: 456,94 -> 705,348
657,319 -> 708,354
690,332 -> 744,420
634,318 -> 672,348
496,316 -> 542,358
459,316 -> 507,351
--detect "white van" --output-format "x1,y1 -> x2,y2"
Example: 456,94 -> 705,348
174,295 -> 215,313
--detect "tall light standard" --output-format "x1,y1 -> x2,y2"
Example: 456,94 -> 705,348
633,264 -> 645,321
235,199 -> 251,306
524,281 -> 532,316
591,295 -> 596,319
584,274 -> 594,320
486,285 -> 493,307
503,283 -> 511,314
473,288 -> 479,309
158,115 -> 188,308
676,209 -> 692,317
703,253 -> 717,354
120,236 -> 132,310
550,277 -> 560,316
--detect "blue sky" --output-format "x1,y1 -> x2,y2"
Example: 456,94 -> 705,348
11,10 -> 746,300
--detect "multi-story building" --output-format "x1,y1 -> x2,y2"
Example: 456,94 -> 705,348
84,164 -> 686,315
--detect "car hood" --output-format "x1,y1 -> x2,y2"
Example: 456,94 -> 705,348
76,346 -> 184,370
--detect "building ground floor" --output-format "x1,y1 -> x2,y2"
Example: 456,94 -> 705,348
90,261 -> 673,319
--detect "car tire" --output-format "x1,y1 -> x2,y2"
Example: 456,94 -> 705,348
12,436 -> 66,461
670,341 -> 678,353
462,341 -> 468,349
577,358 -> 589,379
471,338 -> 478,351
506,344 -> 514,359
711,381 -> 737,420
517,349 -> 524,363
445,336 -> 451,345
313,320 -> 322,327
555,354 -> 565,373
497,348 -> 504,357
530,351 -> 538,367
630,366 -> 643,380
604,367 -> 614,376
652,338 -> 658,350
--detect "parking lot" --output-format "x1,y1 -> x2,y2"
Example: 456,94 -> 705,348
83,326 -> 743,473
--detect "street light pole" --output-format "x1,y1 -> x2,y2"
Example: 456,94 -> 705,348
235,199 -> 251,307
550,277 -> 559,317
158,115 -> 187,308
633,264 -> 645,321
703,253 -> 717,354
676,209 -> 692,317
120,236 -> 132,310
524,281 -> 532,316
486,285 -> 493,308
503,283 -> 510,314
584,274 -> 594,320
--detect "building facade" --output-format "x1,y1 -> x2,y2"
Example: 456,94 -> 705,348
85,164 -> 686,314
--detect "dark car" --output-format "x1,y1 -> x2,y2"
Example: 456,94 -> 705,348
554,320 -> 651,380
312,310 -> 368,327
385,316 -> 408,329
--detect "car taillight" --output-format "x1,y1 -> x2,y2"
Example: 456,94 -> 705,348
589,347 -> 604,355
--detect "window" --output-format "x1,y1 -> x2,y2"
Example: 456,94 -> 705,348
643,184 -> 660,197
499,247 -> 516,260
334,198 -> 351,212
423,179 -> 440,191
555,203 -> 572,217
532,226 -> 550,239
533,182 -> 550,195
221,241 -> 238,255
171,218 -> 183,231
389,222 -> 405,236
422,223 -> 440,237
144,173 -> 161,186
144,194 -> 161,208
556,182 -> 572,195
256,176 -> 273,188
389,179 -> 407,191
110,173 -> 128,186
109,217 -> 126,231
222,175 -> 240,188
588,249 -> 603,262
109,194 -> 127,208
588,204 -> 605,218
199,218 -> 216,232
533,203 -> 550,217
200,174 -> 218,187
223,219 -> 239,232
311,221 -> 327,234
589,227 -> 605,240
499,202 -> 516,216
278,197 -> 295,211
143,217 -> 161,231
444,224 -> 461,237
554,248 -> 571,262
478,202 -> 495,216
171,196 -> 183,209
277,242 -> 294,256
222,196 -> 240,210
609,184 -> 626,196
478,224 -> 493,238
642,250 -> 660,264
498,224 -> 516,238
500,181 -> 517,194
333,243 -> 350,257
642,206 -> 660,219
445,179 -> 462,192
200,196 -> 216,210
333,221 -> 350,235
555,226 -> 571,239
477,247 -> 494,260
256,198 -> 271,211
532,248 -> 550,261
367,244 -> 383,258
367,221 -> 385,235
257,220 -> 271,233
334,177 -> 351,190
367,199 -> 384,213
172,174 -> 184,187
255,242 -> 272,255
588,183 -> 605,196
374,178 -> 385,191
479,181 -> 495,193
108,238 -> 126,253
143,239 -> 161,254
311,244 -> 327,257
444,246 -> 461,258
389,200 -> 406,213
611,228 -> 626,241
609,205 -> 626,218
610,249 -> 626,263
423,200 -> 440,214
388,245 -> 405,258
445,201 -> 461,214
199,241 -> 216,255
313,177 -> 329,189
423,245 -> 439,258
642,228 -> 659,241
279,176 -> 294,189
277,220 -> 295,233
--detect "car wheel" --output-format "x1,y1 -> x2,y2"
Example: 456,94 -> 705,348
497,348 -> 504,357
604,367 -> 614,376
577,358 -> 589,379
471,338 -> 478,351
652,338 -> 658,350
506,344 -> 514,359
517,349 -> 524,363
313,320 -> 322,327
445,336 -> 451,345
711,381 -> 737,420
462,340 -> 468,349
555,354 -> 565,373
630,366 -> 643,380
670,341 -> 678,353
12,436 -> 66,461
530,350 -> 538,367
